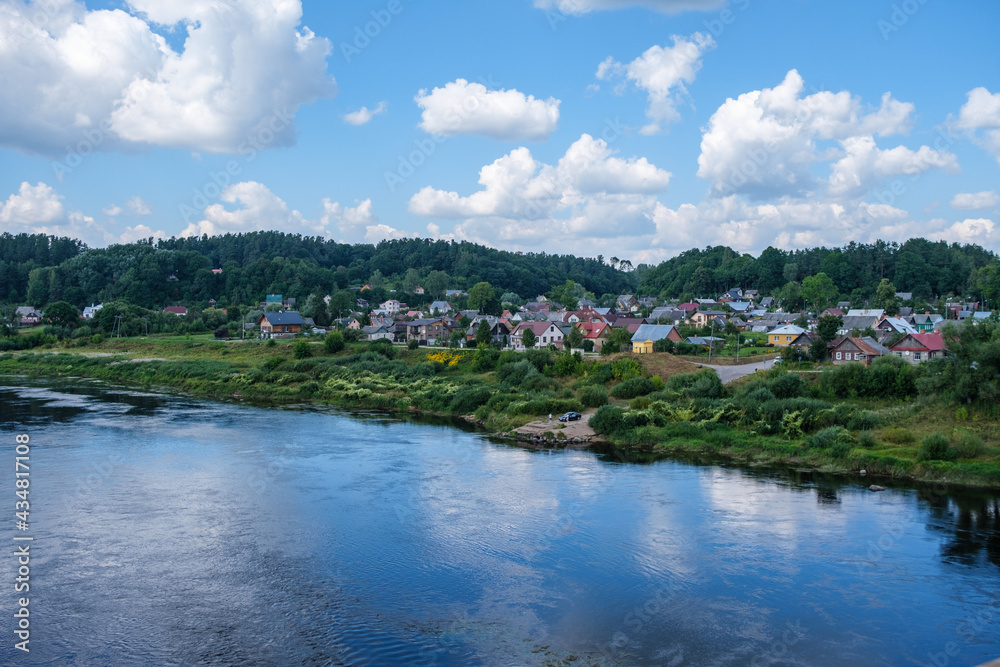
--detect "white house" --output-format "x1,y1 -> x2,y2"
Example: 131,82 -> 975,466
82,304 -> 104,320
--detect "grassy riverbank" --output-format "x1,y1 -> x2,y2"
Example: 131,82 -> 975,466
2,335 -> 999,489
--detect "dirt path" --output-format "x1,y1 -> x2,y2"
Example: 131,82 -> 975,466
698,358 -> 777,384
514,409 -> 598,443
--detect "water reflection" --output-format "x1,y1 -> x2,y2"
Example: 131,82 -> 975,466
0,377 -> 998,666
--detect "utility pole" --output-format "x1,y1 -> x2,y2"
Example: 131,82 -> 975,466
709,317 -> 715,362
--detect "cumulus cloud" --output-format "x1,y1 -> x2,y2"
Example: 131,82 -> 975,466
180,181 -> 329,238
696,70 -> 952,200
409,134 -> 670,252
596,33 -> 715,134
0,0 -> 336,156
415,79 -> 560,141
320,198 -> 390,243
827,136 -> 958,198
533,0 -> 726,15
955,87 -> 1000,163
0,182 -> 66,226
342,101 -> 387,126
952,191 -> 1000,211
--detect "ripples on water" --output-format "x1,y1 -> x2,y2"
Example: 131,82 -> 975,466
0,379 -> 998,666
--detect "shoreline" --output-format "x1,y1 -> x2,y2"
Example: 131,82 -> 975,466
2,344 -> 999,492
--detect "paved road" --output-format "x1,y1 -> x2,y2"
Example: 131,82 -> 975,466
697,358 -> 778,384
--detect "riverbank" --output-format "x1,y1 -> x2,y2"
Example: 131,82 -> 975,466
2,335 -> 999,490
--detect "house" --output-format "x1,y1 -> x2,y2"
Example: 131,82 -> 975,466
830,337 -> 889,366
839,315 -> 881,336
390,320 -> 409,343
576,322 -> 610,352
82,304 -> 103,320
414,286 -> 426,295
564,307 -> 608,324
15,307 -> 43,326
257,311 -> 305,337
356,298 -> 369,308
759,297 -> 775,308
875,317 -> 917,336
912,313 -> 944,332
690,310 -> 727,327
728,301 -> 753,314
379,299 -> 402,314
846,308 -> 885,319
686,336 -> 725,350
428,300 -> 453,314
265,294 -> 283,306
788,331 -> 819,349
821,308 -> 845,318
649,306 -> 682,323
720,288 -> 743,302
465,317 -> 510,346
362,324 -> 394,342
510,321 -> 566,349
406,318 -> 452,345
695,298 -> 721,309
338,317 -> 362,330
524,301 -> 551,314
768,324 -> 807,346
609,317 -> 647,334
163,306 -> 188,316
211,268 -> 223,275
616,295 -> 638,311
895,292 -> 914,302
890,333 -> 947,364
677,302 -> 700,313
631,324 -> 682,354
283,297 -> 297,311
445,289 -> 467,298
638,296 -> 656,308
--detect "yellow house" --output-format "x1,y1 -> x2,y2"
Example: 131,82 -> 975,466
633,339 -> 655,354
768,324 -> 806,347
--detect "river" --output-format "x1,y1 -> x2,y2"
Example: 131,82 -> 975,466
0,378 -> 998,666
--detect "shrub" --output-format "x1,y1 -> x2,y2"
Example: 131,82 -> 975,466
830,441 -> 852,459
882,427 -> 916,444
952,429 -> 986,459
450,386 -> 492,414
407,338 -> 419,350
918,433 -> 954,462
807,426 -> 852,449
293,341 -> 313,359
368,339 -> 395,359
847,410 -> 880,431
590,405 -> 627,437
579,385 -> 608,408
324,331 -> 345,354
630,397 -> 652,410
266,339 -> 276,348
857,431 -> 879,449
610,377 -> 656,399
768,373 -> 805,399
214,327 -> 229,339
472,348 -> 501,372
496,359 -> 539,387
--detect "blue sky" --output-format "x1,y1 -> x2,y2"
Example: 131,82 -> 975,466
0,0 -> 998,263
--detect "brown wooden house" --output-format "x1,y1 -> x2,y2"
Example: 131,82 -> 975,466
257,311 -> 305,337
830,336 -> 890,367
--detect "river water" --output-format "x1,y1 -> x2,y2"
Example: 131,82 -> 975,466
0,378 -> 998,666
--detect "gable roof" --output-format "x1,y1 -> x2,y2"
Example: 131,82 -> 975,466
577,322 -> 610,338
771,324 -> 806,336
631,324 -> 677,343
890,333 -> 947,352
260,311 -> 305,326
832,336 -> 890,357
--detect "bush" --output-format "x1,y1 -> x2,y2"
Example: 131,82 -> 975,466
214,327 -> 229,339
952,430 -> 986,459
807,426 -> 852,449
830,441 -> 852,459
472,348 -> 501,372
767,373 -> 804,399
293,340 -> 313,359
857,431 -> 879,449
918,433 -> 954,462
579,385 -> 608,408
324,331 -> 345,354
847,410 -> 880,431
882,427 -> 916,444
610,377 -> 656,399
630,396 -> 652,410
496,359 -> 539,387
407,338 -> 419,350
590,405 -> 627,437
450,386 -> 492,414
266,339 -> 276,348
368,339 -> 395,359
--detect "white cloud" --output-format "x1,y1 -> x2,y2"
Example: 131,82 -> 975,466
533,0 -> 726,15
827,136 -> 958,198
0,0 -> 336,156
955,87 -> 1000,163
320,198 -> 387,243
181,181 -> 329,238
0,182 -> 66,225
596,33 -> 715,135
119,224 -> 166,244
696,70 -> 947,200
952,191 -> 999,211
927,218 -> 998,245
342,101 -> 387,126
126,196 -> 152,216
415,79 -> 560,141
103,204 -> 124,217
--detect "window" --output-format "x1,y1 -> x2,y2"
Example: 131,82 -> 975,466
836,352 -> 842,360
786,336 -> 792,342
914,352 -> 922,361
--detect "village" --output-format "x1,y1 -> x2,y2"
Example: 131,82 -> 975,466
17,284 -> 980,366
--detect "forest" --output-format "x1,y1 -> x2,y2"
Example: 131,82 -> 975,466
2,232 -> 1000,319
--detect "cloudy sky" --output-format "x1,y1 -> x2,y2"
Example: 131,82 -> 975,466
0,0 -> 998,263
